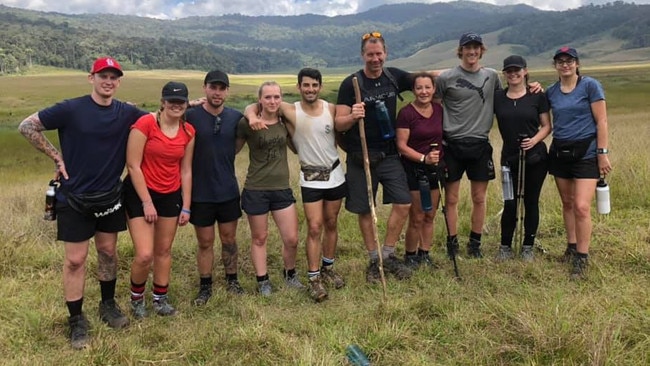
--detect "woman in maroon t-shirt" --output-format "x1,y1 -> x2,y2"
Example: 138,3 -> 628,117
124,81 -> 195,317
396,72 -> 444,269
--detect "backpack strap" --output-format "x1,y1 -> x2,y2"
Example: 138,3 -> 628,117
354,69 -> 404,102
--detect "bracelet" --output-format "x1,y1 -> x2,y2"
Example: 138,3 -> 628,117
419,154 -> 425,163
597,148 -> 609,154
181,208 -> 191,214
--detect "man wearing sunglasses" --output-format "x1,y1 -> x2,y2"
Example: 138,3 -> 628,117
335,31 -> 418,283
185,70 -> 246,305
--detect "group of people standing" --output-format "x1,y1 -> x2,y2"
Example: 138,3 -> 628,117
18,30 -> 611,350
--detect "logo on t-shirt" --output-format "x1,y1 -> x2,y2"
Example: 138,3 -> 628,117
456,77 -> 490,103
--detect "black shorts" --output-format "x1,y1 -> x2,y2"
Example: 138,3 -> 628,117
549,156 -> 599,179
190,198 -> 242,227
123,179 -> 182,218
301,182 -> 347,203
241,188 -> 296,215
444,138 -> 496,182
402,160 -> 443,191
55,202 -> 126,242
345,154 -> 411,214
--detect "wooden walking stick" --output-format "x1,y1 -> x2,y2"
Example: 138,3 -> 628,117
352,76 -> 387,298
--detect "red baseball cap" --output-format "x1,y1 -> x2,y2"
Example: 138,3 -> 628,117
91,57 -> 123,76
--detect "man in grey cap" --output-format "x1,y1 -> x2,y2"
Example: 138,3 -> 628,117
185,70 -> 246,304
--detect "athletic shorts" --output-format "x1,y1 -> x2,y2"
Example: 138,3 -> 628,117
345,154 -> 411,214
190,197 -> 242,227
55,202 -> 126,243
444,138 -> 496,182
549,156 -> 599,179
402,160 -> 443,191
241,188 -> 296,215
123,178 -> 182,218
301,182 -> 347,203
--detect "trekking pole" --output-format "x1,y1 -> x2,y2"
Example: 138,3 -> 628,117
515,143 -> 526,255
352,77 -> 387,299
431,143 -> 460,280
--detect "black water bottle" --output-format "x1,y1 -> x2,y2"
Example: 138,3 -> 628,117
44,180 -> 57,221
419,172 -> 432,212
375,100 -> 395,140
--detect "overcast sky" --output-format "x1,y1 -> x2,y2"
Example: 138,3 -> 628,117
1,0 -> 646,19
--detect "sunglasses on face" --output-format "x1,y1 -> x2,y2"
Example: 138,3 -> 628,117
362,32 -> 382,40
555,59 -> 576,66
213,116 -> 222,134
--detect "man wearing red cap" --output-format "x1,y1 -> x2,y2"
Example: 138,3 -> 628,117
18,56 -> 148,349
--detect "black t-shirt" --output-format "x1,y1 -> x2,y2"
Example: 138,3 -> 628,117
494,89 -> 550,160
336,67 -> 411,153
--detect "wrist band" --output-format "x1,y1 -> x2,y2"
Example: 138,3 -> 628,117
597,148 -> 608,154
181,208 -> 191,214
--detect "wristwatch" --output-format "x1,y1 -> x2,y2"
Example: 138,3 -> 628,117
597,148 -> 609,154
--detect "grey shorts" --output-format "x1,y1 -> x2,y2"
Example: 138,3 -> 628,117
344,154 -> 411,214
241,188 -> 296,215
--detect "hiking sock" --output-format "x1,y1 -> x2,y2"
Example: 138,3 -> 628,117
307,270 -> 320,279
469,231 -> 482,244
321,257 -> 335,268
225,273 -> 238,282
199,276 -> 213,287
381,245 -> 396,259
66,298 -> 83,317
99,278 -> 117,303
256,274 -> 269,283
567,243 -> 577,252
152,283 -> 168,303
130,280 -> 146,301
405,250 -> 417,256
368,250 -> 379,261
284,268 -> 296,279
417,249 -> 429,256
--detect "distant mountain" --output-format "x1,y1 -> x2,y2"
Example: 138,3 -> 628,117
0,1 -> 649,74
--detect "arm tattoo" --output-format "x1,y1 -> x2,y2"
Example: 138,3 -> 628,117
221,242 -> 238,274
97,250 -> 118,281
18,113 -> 62,164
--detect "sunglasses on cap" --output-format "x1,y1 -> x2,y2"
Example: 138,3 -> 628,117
213,116 -> 222,135
362,32 -> 382,40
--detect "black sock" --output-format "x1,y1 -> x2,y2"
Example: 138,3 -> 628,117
200,276 -> 212,287
284,268 -> 296,279
66,298 -> 83,317
576,252 -> 588,259
470,231 -> 482,242
568,243 -> 577,251
417,249 -> 429,256
256,274 -> 269,282
225,273 -> 238,282
99,279 -> 116,303
447,235 -> 457,242
405,250 -> 417,256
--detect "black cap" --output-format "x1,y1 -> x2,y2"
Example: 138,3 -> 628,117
502,55 -> 527,70
161,81 -> 189,102
459,32 -> 483,46
553,46 -> 579,60
204,70 -> 230,86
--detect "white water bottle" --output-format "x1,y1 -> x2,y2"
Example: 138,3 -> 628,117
596,177 -> 610,214
501,166 -> 514,201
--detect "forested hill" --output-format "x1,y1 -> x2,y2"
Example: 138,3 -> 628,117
1,1 -> 649,75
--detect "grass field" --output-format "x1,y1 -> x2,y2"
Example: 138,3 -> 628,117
1,65 -> 649,365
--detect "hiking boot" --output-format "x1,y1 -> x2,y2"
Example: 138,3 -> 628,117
570,256 -> 588,280
284,273 -> 306,290
467,240 -> 483,259
226,279 -> 245,295
446,237 -> 459,260
68,313 -> 90,350
418,252 -> 437,268
193,285 -> 212,306
404,254 -> 421,270
320,265 -> 345,289
562,245 -> 577,263
258,279 -> 272,296
152,295 -> 177,316
383,254 -> 413,280
130,299 -> 147,319
520,245 -> 535,262
98,299 -> 129,329
308,275 -> 328,303
366,259 -> 381,284
496,245 -> 514,261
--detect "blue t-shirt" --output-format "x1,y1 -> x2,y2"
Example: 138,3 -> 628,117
39,95 -> 147,200
185,106 -> 243,203
546,76 -> 604,158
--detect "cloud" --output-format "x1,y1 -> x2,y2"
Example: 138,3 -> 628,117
1,0 -> 648,18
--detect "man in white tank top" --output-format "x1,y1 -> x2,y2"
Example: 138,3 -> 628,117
245,68 -> 346,302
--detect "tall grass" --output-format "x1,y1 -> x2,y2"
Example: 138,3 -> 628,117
0,66 -> 649,365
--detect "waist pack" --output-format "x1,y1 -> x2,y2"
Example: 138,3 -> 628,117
348,151 -> 386,169
301,159 -> 340,182
64,182 -> 124,218
502,142 -> 548,166
550,137 -> 594,162
444,137 -> 491,161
